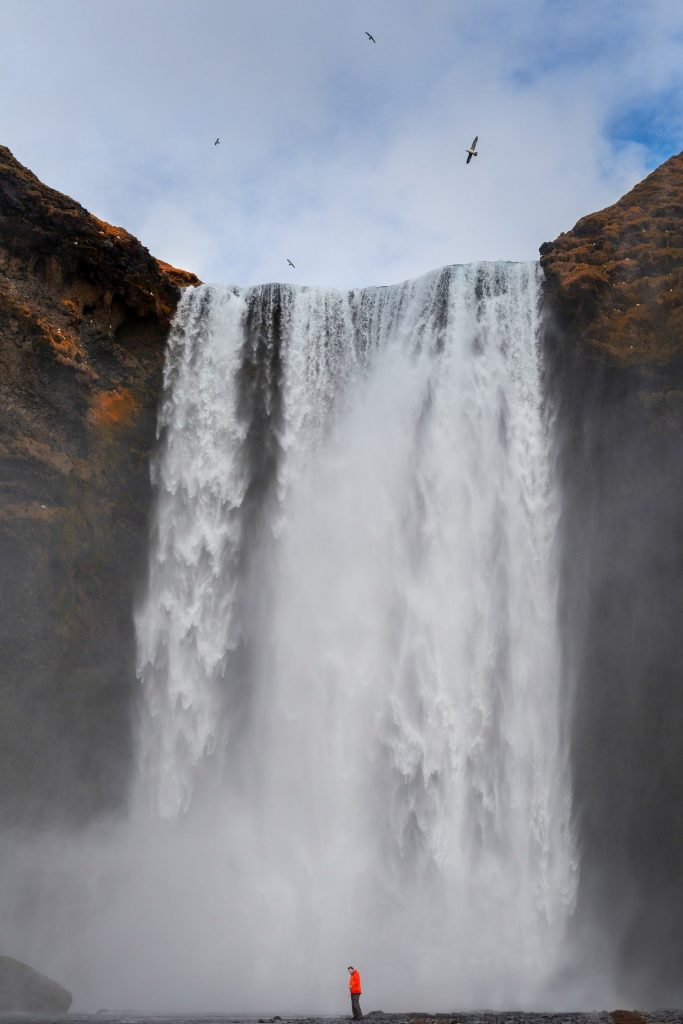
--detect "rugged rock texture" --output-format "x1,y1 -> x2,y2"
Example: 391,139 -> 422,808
0,145 -> 198,823
541,150 -> 683,369
0,955 -> 72,1012
541,154 -> 683,1006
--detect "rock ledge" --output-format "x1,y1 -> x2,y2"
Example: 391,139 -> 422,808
0,955 -> 72,1012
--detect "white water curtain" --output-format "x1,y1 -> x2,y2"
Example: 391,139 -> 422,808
134,264 -> 576,1011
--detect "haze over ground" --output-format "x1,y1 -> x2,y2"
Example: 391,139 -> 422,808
2,0 -> 683,287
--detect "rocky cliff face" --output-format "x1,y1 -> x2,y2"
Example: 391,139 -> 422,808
0,146 -> 198,823
542,151 -> 683,368
541,153 -> 683,1005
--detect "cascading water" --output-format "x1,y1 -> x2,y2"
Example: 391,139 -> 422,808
134,263 -> 576,1011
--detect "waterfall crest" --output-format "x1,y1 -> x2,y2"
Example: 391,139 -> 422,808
135,263 -> 576,1009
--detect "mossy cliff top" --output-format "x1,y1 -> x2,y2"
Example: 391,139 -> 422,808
541,151 -> 683,371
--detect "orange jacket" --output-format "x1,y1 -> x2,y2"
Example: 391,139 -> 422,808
349,970 -> 362,995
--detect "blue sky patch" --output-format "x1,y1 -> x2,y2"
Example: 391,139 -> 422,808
608,88 -> 683,168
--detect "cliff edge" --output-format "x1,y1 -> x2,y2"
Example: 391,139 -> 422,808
0,145 -> 198,823
540,153 -> 683,1004
541,150 -> 683,369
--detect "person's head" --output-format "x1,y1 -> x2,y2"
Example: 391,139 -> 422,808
348,966 -> 354,974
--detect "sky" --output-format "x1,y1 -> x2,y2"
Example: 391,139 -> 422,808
2,0 -> 683,289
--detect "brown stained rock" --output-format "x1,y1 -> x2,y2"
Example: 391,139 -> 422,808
88,387 -> 143,431
0,146 -> 199,350
157,258 -> 202,290
0,145 -> 200,824
611,1013 -> 647,1024
541,150 -> 683,367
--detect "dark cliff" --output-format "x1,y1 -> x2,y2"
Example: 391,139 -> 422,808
541,153 -> 683,1005
0,145 -> 199,823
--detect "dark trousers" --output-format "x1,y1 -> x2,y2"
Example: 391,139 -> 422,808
351,993 -> 362,1019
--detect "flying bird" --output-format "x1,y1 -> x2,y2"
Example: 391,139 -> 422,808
365,31 -> 376,43
214,138 -> 221,146
287,259 -> 296,269
466,136 -> 478,164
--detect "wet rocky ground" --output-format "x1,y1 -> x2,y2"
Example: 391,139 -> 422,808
1,1011 -> 682,1024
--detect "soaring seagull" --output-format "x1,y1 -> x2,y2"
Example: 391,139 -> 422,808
287,259 -> 296,269
465,136 -> 478,164
214,137 -> 221,146
365,31 -> 376,43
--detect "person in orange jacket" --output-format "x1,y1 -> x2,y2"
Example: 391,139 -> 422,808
347,965 -> 362,1019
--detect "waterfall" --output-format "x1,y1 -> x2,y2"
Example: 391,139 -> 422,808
134,263 -> 576,1010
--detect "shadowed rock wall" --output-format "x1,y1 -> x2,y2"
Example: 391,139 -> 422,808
542,152 -> 683,1005
0,146 -> 198,824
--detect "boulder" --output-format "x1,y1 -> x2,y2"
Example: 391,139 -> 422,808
0,955 -> 72,1012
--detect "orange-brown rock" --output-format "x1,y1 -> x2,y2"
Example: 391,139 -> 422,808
541,150 -> 683,368
0,145 -> 199,823
611,1013 -> 647,1024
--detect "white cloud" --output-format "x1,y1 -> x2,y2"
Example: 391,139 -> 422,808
1,0 -> 683,286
